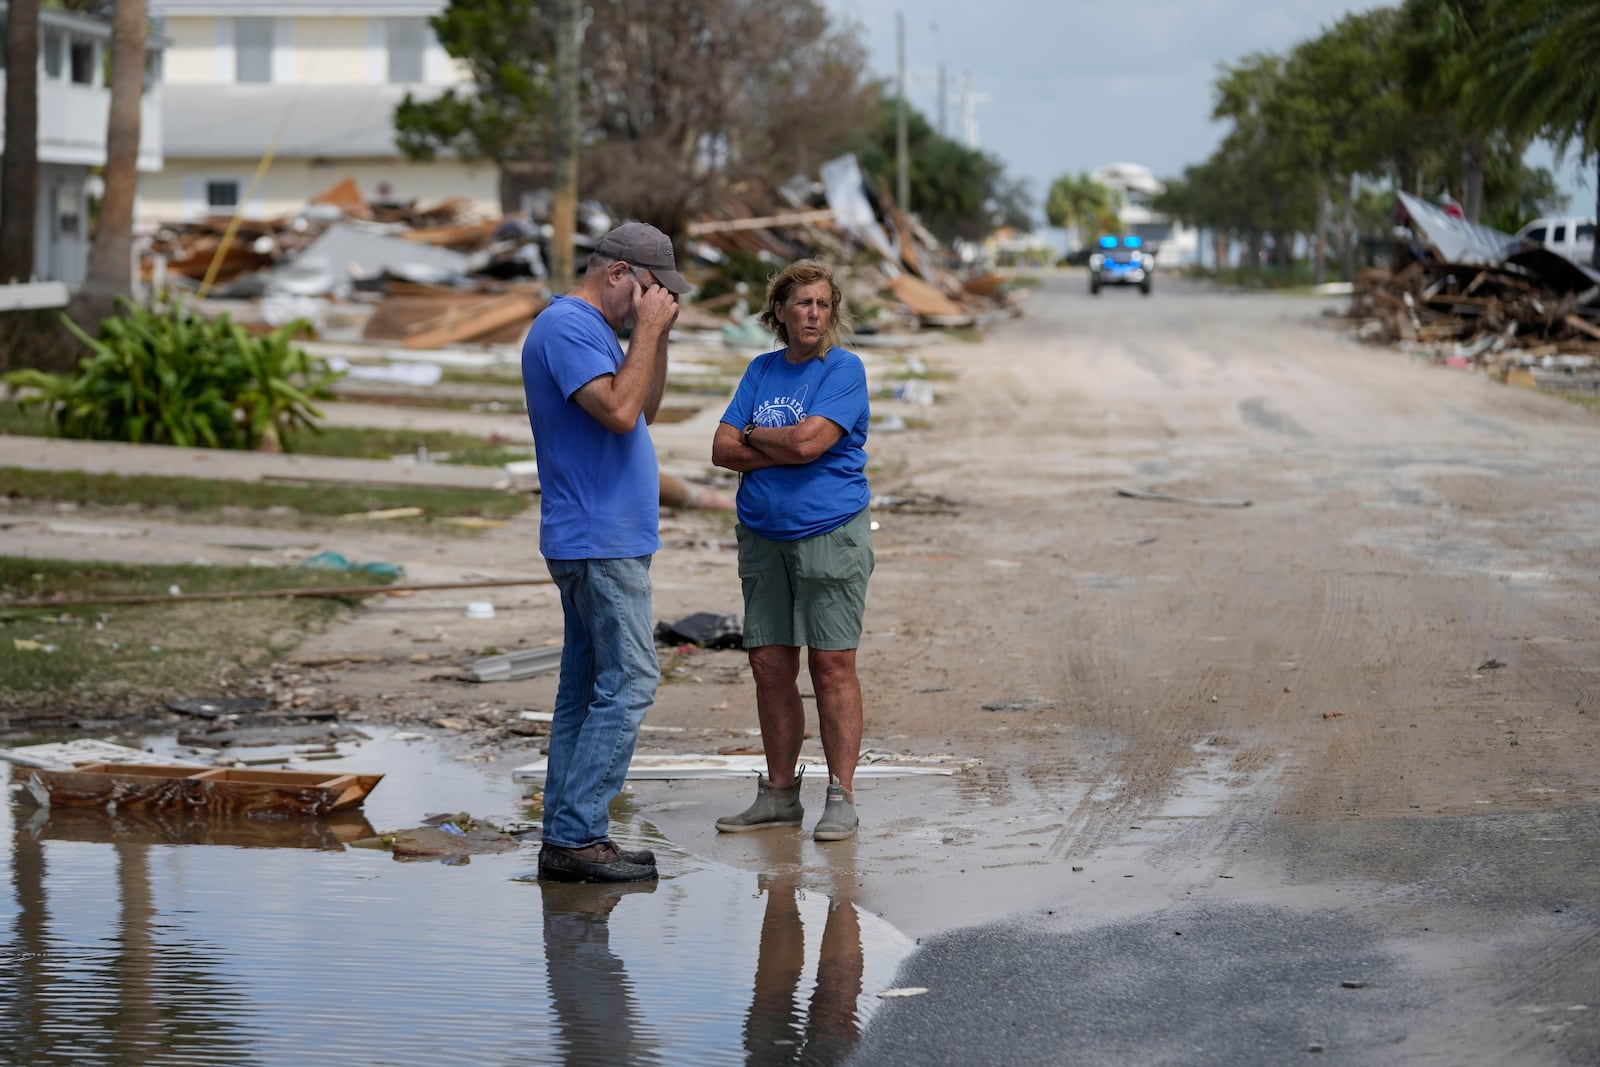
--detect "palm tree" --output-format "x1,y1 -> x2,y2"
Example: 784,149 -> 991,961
0,0 -> 41,283
83,0 -> 148,298
1399,0 -> 1498,220
1470,0 -> 1600,267
1045,171 -> 1114,252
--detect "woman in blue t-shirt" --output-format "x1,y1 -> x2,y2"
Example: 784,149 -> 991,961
710,259 -> 873,843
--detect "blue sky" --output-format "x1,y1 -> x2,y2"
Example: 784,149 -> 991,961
820,0 -> 1591,222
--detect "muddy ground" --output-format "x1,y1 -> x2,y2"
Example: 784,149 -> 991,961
7,272 -> 1600,1060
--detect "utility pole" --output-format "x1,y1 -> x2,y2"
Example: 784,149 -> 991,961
550,0 -> 581,291
895,12 -> 909,211
938,63 -> 947,137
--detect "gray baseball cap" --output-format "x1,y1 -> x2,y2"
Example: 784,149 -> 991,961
595,221 -> 693,295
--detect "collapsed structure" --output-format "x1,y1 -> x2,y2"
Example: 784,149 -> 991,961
1350,192 -> 1600,392
142,155 -> 1024,350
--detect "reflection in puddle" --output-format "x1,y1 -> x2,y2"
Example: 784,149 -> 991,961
0,732 -> 913,1065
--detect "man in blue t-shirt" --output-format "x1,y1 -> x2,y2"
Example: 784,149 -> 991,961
522,221 -> 690,883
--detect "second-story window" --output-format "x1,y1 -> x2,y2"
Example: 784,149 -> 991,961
386,18 -> 425,84
235,17 -> 273,83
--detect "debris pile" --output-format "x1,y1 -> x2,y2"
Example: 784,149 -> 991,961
1349,192 -> 1600,392
139,153 -> 1025,351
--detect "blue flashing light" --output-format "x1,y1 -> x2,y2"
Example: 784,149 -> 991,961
1097,235 -> 1118,249
1123,235 -> 1143,248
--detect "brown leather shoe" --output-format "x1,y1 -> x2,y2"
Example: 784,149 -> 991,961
538,841 -> 658,883
606,840 -> 656,866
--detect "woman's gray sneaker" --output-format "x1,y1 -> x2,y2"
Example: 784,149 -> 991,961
715,772 -> 804,832
812,776 -> 858,841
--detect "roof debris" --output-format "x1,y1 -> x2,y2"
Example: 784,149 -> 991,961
139,154 -> 1025,353
1346,192 -> 1600,394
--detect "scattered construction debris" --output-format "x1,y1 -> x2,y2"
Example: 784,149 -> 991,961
1115,486 -> 1253,508
1347,192 -> 1600,394
141,154 -> 1026,355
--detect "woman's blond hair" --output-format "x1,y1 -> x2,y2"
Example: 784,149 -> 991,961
758,259 -> 852,353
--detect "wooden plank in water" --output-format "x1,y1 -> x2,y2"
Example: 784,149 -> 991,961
13,762 -> 383,818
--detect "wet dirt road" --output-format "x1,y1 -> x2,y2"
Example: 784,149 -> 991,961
775,271 -> 1600,1065
5,271 -> 1600,1064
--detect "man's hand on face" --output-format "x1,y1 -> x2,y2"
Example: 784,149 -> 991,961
634,276 -> 680,334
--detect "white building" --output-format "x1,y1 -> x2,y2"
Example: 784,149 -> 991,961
0,4 -> 165,286
1091,162 -> 1199,268
141,0 -> 498,223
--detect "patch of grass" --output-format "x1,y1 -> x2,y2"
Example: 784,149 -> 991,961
6,400 -> 539,469
439,367 -> 524,388
0,556 -> 392,719
0,467 -> 531,524
438,445 -> 537,467
667,376 -> 741,397
1547,388 -> 1600,412
0,397 -> 50,436
872,414 -> 933,431
330,389 -> 527,415
294,424 -> 526,463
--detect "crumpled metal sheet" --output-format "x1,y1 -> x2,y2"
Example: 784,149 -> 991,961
1399,191 -> 1600,292
1397,191 -> 1521,266
820,153 -> 900,267
1506,246 -> 1600,292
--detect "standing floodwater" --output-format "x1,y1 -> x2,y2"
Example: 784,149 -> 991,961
0,734 -> 913,1066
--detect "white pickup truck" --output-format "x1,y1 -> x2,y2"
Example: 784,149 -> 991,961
1515,215 -> 1596,266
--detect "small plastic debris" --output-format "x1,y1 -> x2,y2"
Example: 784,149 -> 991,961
878,987 -> 930,998
299,550 -> 405,578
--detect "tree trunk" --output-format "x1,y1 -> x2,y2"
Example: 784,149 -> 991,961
0,0 -> 41,283
1313,175 -> 1329,287
1341,175 -> 1357,282
1593,156 -> 1599,271
83,0 -> 147,298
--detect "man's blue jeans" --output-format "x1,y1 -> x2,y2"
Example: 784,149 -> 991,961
542,556 -> 659,849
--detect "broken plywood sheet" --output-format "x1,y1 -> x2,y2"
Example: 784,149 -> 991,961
362,292 -> 542,346
311,177 -> 373,220
403,218 -> 500,250
401,289 -> 545,349
512,753 -> 955,783
887,274 -> 974,325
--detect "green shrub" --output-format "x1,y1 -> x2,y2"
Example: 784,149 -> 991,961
1,295 -> 342,452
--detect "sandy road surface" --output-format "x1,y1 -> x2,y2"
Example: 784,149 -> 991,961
8,272 -> 1600,1061
826,273 -> 1600,1064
